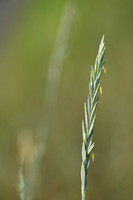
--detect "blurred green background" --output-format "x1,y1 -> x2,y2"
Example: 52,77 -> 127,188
0,0 -> 133,199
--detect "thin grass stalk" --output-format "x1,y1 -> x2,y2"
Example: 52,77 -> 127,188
18,2 -> 77,200
18,160 -> 26,200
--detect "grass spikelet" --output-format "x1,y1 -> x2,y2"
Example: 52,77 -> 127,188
81,35 -> 107,200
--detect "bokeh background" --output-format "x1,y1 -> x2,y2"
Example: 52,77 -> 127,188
0,0 -> 133,200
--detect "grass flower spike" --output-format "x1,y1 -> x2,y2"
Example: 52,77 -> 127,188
81,36 -> 106,200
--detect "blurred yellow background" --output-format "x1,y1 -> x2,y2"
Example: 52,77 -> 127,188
0,0 -> 133,200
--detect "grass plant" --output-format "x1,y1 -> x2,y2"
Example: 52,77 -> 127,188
18,2 -> 77,200
81,36 -> 106,200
